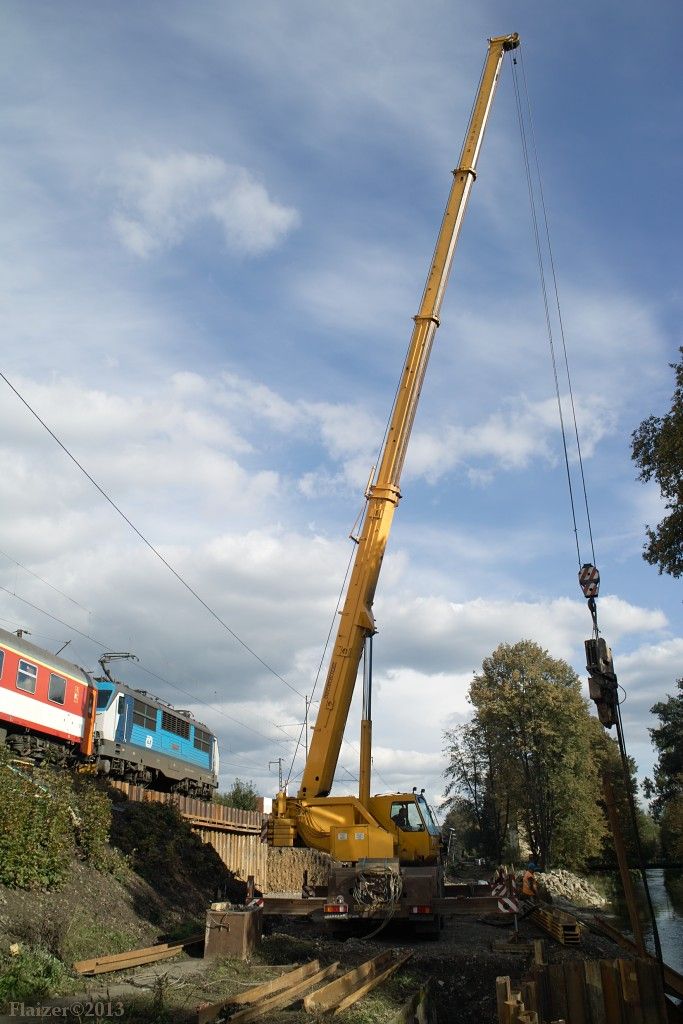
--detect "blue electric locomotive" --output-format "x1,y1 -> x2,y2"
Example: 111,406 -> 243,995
94,682 -> 219,798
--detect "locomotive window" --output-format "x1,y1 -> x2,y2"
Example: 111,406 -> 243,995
133,699 -> 156,731
194,728 -> 211,753
48,673 -> 66,705
96,688 -> 112,709
162,710 -> 190,739
16,660 -> 37,694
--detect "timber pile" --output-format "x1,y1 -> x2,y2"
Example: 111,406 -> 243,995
74,934 -> 204,975
196,951 -> 413,1023
496,957 -> 668,1024
530,907 -> 581,946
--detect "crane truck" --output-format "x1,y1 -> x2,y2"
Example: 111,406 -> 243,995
268,32 -> 520,933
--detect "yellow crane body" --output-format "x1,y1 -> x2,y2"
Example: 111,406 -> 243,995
268,32 -> 520,925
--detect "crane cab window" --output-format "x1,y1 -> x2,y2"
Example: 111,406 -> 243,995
416,794 -> 441,836
390,801 -> 424,831
48,673 -> 66,705
16,660 -> 37,694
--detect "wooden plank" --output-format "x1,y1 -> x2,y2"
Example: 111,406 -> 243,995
591,918 -> 683,1001
565,960 -> 589,1024
227,963 -> 339,1023
522,981 -> 538,1017
585,958 -> 607,1024
634,958 -> 669,1024
74,933 -> 203,975
333,952 -> 414,1016
533,940 -> 545,966
547,964 -> 569,1024
531,965 -> 552,1024
303,950 -> 393,1012
497,976 -> 512,1024
196,960 -> 321,1023
601,960 -> 626,1024
619,959 -> 645,1024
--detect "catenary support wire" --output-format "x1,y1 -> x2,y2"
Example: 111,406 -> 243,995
0,369 -> 304,700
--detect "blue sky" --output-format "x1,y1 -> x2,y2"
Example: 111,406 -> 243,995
1,1 -> 681,808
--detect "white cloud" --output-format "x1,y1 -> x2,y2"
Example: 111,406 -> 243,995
111,152 -> 300,258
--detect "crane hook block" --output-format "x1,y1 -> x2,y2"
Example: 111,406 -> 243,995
579,563 -> 600,599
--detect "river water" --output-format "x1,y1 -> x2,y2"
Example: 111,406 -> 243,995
601,868 -> 683,971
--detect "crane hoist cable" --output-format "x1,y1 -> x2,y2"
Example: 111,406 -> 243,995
511,47 -> 664,969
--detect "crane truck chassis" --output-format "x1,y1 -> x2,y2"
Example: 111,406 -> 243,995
268,32 -> 520,933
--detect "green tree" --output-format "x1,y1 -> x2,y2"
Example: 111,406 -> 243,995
215,777 -> 260,811
631,347 -> 683,577
646,681 -> 683,858
445,640 -> 605,869
443,722 -> 512,863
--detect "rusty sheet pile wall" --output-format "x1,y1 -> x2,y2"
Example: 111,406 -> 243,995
110,783 -> 330,892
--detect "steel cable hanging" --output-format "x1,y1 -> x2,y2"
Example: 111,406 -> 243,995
0,369 -> 305,700
511,46 -> 663,969
510,58 -> 582,569
518,48 -> 596,567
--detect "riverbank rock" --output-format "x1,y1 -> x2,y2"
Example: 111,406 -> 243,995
537,869 -> 607,907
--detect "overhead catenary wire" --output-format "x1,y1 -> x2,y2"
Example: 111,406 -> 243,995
0,369 -> 305,701
0,583 -> 296,753
0,548 -> 92,615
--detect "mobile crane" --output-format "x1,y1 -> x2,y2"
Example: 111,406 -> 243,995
268,33 -> 520,931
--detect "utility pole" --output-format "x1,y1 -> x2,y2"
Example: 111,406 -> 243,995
269,758 -> 283,792
305,695 -> 310,759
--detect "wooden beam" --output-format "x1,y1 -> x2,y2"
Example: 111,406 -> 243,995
226,962 -> 339,1023
303,951 -> 393,1013
332,952 -> 414,1016
195,961 -> 321,1023
602,775 -> 647,955
74,934 -> 203,975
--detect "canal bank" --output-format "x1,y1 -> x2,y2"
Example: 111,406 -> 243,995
597,868 -> 683,969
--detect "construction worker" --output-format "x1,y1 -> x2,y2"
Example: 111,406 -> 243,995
522,862 -> 538,901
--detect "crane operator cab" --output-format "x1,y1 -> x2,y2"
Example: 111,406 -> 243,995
370,791 -> 442,865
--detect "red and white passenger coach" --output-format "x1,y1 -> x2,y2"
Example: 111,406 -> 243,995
0,627 -> 96,758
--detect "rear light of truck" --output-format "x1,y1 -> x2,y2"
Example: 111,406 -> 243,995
324,895 -> 349,915
410,905 -> 432,914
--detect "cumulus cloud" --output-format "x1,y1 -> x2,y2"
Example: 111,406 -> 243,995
111,152 -> 300,258
404,392 -> 615,484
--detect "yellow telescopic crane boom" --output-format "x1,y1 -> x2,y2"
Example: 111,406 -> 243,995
299,33 -> 520,801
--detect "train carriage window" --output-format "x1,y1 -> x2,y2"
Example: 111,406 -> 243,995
48,673 -> 66,705
194,728 -> 211,753
133,699 -> 156,731
16,660 -> 37,694
0,650 -> 4,679
162,710 -> 190,739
